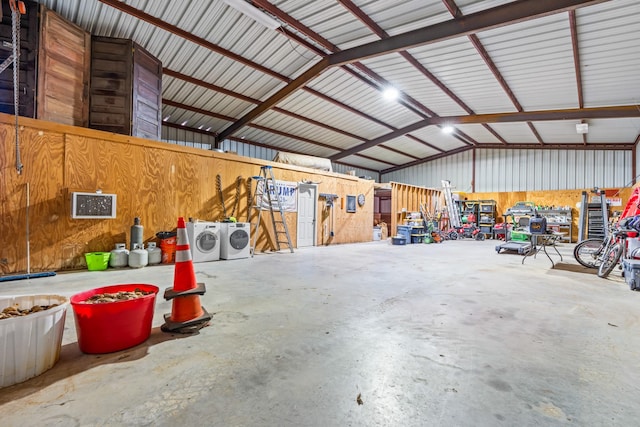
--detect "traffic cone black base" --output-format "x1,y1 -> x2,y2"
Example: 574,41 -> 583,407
161,307 -> 212,334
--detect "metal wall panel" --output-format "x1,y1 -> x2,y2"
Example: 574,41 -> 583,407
382,148 -> 632,192
217,140 -> 277,162
161,126 -> 214,150
331,163 -> 378,181
382,151 -> 473,192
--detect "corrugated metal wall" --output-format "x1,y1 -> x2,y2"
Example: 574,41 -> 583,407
218,139 -> 278,161
331,163 -> 379,181
162,126 -> 381,179
381,148 -> 633,192
382,151 -> 474,192
162,126 -> 215,150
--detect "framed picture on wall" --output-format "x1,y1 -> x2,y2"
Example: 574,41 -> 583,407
346,195 -> 356,213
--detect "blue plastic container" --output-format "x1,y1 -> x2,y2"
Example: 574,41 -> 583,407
396,225 -> 412,243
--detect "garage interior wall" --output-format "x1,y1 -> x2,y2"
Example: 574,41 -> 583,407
161,126 -> 215,150
0,115 -> 375,275
382,148 -> 634,192
161,126 -> 381,181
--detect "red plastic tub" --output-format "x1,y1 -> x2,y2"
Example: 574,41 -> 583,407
70,284 -> 159,354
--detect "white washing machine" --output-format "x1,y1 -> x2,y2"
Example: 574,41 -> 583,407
186,221 -> 221,262
220,222 -> 251,260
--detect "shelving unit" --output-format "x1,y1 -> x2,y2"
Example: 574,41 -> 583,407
478,200 -> 497,238
455,200 -> 496,238
456,200 -> 478,222
537,209 -> 573,242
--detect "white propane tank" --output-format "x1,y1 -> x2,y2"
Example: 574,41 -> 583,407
146,241 -> 162,265
109,243 -> 129,268
128,243 -> 148,268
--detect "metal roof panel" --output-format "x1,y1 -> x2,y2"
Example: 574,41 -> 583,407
476,13 -> 579,111
577,0 -> 640,107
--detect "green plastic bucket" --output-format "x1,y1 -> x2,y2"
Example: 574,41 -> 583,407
85,252 -> 111,271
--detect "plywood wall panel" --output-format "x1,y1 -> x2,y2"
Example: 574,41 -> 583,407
0,114 -> 375,274
469,187 -> 635,243
0,125 -> 65,273
389,182 -> 441,234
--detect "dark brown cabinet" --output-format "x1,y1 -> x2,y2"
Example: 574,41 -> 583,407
90,36 -> 162,140
0,0 -> 38,118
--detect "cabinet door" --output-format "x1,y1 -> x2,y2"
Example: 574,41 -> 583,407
132,44 -> 162,140
89,37 -> 133,135
37,7 -> 90,126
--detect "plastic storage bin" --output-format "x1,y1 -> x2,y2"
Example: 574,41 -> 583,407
391,236 -> 407,245
0,294 -> 68,388
70,284 -> 159,354
623,260 -> 640,290
396,225 -> 412,244
373,226 -> 382,241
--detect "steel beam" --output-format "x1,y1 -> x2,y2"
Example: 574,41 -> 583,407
426,106 -> 640,125
380,142 -> 633,174
331,105 -> 640,160
328,0 -> 609,66
98,0 -> 288,82
216,59 -> 329,142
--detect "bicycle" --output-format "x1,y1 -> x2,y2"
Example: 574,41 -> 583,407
573,236 -> 607,269
574,216 -> 640,274
597,228 -> 635,278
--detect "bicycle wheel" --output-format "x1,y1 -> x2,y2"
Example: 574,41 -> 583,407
598,243 -> 622,278
448,231 -> 459,240
573,238 -> 605,268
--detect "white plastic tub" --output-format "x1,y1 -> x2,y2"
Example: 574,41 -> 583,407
0,294 -> 68,388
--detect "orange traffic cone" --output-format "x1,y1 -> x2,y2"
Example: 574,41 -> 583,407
161,217 -> 212,333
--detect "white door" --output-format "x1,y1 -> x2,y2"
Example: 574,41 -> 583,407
297,184 -> 316,247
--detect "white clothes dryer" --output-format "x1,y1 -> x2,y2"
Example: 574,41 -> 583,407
186,221 -> 221,262
220,222 -> 250,260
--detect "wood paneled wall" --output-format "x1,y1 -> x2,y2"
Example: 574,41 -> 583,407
468,188 -> 634,242
0,114 -> 374,274
390,182 -> 442,233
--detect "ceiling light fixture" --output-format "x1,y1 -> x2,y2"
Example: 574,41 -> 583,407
181,120 -> 188,126
382,87 -> 399,101
576,123 -> 589,134
163,115 -> 170,122
442,125 -> 454,134
222,0 -> 280,30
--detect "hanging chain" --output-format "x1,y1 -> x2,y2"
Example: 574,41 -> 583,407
216,174 -> 227,218
246,177 -> 253,221
229,176 -> 242,219
216,174 -> 244,220
12,4 -> 22,174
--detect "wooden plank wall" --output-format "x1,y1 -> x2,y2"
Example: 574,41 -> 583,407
0,114 -> 374,274
390,182 -> 442,234
468,188 -> 634,242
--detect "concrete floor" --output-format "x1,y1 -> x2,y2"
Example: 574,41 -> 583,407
0,239 -> 639,426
